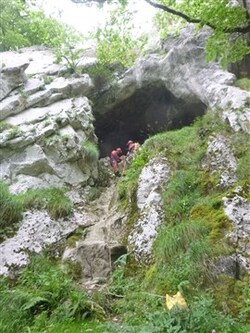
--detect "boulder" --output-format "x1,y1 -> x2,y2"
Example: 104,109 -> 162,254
224,192 -> 250,273
128,156 -> 170,263
0,60 -> 28,101
202,134 -> 237,188
0,209 -> 89,276
0,97 -> 98,193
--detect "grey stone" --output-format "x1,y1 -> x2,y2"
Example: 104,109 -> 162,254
0,60 -> 28,100
23,78 -> 45,96
76,241 -> 111,279
224,193 -> 250,273
202,134 -> 237,188
128,157 -> 170,263
0,208 -> 89,275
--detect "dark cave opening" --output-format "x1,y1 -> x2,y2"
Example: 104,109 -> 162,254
94,84 -> 207,158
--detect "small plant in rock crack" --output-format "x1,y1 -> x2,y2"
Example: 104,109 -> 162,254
54,44 -> 84,74
0,121 -> 13,133
43,75 -> 53,85
7,126 -> 20,140
19,89 -> 29,101
81,140 -> 99,162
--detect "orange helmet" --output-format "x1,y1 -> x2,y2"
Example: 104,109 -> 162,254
116,147 -> 122,153
127,140 -> 133,146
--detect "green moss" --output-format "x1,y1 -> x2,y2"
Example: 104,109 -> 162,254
235,78 -> 250,91
190,196 -> 231,241
214,275 -> 250,321
86,187 -> 102,202
63,259 -> 82,280
0,121 -> 13,133
66,228 -> 86,248
7,126 -> 20,140
199,169 -> 221,194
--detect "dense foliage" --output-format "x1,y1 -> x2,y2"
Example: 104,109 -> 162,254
0,0 -> 80,51
94,2 -> 148,67
91,0 -> 250,66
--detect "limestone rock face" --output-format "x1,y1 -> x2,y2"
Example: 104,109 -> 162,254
0,209 -> 88,276
128,157 -> 170,263
94,25 -> 250,134
202,134 -> 237,188
0,60 -> 28,101
224,191 -> 250,273
0,47 -> 97,193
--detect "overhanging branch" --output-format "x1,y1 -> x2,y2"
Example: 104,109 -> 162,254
144,0 -> 250,33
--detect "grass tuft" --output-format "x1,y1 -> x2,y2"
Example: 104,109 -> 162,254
0,181 -> 23,239
16,188 -> 73,219
81,140 -> 99,162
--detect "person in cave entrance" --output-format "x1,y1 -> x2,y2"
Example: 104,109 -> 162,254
126,140 -> 140,164
110,147 -> 123,175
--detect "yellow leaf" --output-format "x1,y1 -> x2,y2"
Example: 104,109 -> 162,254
165,291 -> 187,310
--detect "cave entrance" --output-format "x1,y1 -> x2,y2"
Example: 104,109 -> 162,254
94,84 -> 207,157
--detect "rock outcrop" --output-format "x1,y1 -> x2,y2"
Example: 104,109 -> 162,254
224,190 -> 250,273
94,25 -> 250,135
202,134 -> 237,188
0,47 -> 98,193
128,156 -> 170,263
0,209 -> 88,276
62,184 -> 127,284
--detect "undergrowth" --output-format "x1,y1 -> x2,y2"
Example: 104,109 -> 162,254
0,254 -> 103,333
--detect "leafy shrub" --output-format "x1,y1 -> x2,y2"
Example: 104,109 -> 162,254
0,0 -> 80,51
81,140 -> 99,162
85,63 -> 115,90
54,44 -> 84,74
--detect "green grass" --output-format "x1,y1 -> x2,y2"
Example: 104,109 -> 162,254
0,181 -> 23,240
235,78 -> 250,91
43,320 -> 104,333
81,140 -> 100,162
16,188 -> 73,219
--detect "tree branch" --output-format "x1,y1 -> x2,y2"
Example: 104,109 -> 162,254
144,0 -> 250,34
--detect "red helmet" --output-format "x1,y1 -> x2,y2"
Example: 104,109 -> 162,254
127,140 -> 133,146
116,147 -> 122,153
